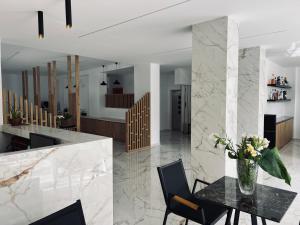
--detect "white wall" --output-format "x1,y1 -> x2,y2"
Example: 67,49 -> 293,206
58,67 -> 128,119
2,72 -> 49,104
0,40 -> 3,124
134,63 -> 160,146
107,73 -> 134,94
160,72 -> 180,130
174,66 -> 191,85
265,59 -> 296,117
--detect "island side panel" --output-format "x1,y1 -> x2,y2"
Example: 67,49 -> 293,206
0,138 -> 113,225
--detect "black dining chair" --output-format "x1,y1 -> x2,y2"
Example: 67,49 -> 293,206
29,200 -> 86,225
157,159 -> 231,225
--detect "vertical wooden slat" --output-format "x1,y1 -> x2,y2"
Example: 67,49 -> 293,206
20,96 -> 23,119
2,89 -> 7,123
52,61 -> 57,120
54,116 -> 57,128
49,113 -> 52,127
24,70 -> 29,100
35,105 -> 39,125
44,111 -> 47,126
25,99 -> 29,124
22,71 -> 25,98
36,66 -> 41,107
75,55 -> 80,131
48,62 -> 52,114
33,67 -> 37,106
13,93 -> 17,110
40,108 -> 43,125
67,55 -> 72,113
30,103 -> 34,123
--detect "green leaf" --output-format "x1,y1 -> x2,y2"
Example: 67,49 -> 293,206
258,148 -> 291,185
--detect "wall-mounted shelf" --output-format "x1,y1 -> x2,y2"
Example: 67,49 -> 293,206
267,84 -> 291,89
267,99 -> 291,102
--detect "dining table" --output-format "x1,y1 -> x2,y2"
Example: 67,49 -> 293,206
195,176 -> 297,225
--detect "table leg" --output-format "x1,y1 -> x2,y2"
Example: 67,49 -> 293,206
251,215 -> 258,225
233,210 -> 240,225
225,209 -> 233,225
261,218 -> 267,225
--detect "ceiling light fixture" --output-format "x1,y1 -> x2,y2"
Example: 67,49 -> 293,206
65,0 -> 72,29
113,62 -> 120,85
100,65 -> 107,86
37,11 -> 44,39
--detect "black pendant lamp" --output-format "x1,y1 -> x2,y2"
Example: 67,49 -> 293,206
37,11 -> 44,39
113,62 -> 120,85
65,0 -> 72,29
100,65 -> 107,86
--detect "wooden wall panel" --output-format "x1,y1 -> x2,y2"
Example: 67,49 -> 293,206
105,94 -> 134,108
276,118 -> 294,149
80,117 -> 126,142
125,92 -> 150,151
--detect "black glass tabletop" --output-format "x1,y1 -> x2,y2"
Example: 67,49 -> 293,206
195,176 -> 297,222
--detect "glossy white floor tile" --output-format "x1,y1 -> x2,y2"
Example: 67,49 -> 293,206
113,131 -> 300,225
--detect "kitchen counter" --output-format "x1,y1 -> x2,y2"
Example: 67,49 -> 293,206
81,116 -> 126,142
276,116 -> 294,124
81,115 -> 125,123
0,124 -> 113,225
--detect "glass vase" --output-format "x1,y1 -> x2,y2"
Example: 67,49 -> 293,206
237,159 -> 258,195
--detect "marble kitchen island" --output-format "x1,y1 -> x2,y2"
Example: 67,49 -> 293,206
0,124 -> 113,225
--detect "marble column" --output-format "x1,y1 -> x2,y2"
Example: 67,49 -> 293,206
191,17 -> 239,182
238,47 -> 266,140
0,39 -> 3,125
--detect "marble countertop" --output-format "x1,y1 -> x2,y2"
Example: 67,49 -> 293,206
0,124 -> 113,225
276,116 -> 294,124
0,124 -> 111,155
81,115 -> 126,123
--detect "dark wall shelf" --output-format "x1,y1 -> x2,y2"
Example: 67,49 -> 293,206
267,99 -> 291,102
267,84 -> 291,89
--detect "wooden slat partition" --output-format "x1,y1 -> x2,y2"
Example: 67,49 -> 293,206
2,89 -> 57,128
125,92 -> 150,152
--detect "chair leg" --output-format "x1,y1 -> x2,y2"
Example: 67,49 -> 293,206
251,215 -> 258,225
233,210 -> 240,225
225,209 -> 233,225
163,209 -> 169,225
261,218 -> 267,225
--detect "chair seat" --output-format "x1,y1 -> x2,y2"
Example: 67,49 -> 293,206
170,195 -> 227,225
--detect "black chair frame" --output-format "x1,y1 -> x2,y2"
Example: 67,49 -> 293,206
158,159 -> 232,225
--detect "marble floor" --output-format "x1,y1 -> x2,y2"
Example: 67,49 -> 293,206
113,131 -> 300,225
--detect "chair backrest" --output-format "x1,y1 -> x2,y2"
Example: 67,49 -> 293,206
29,200 -> 86,225
157,159 -> 191,206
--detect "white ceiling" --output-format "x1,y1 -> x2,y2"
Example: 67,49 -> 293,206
1,0 -> 300,69
1,43 -> 112,74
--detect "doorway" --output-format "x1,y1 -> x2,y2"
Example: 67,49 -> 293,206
171,90 -> 182,131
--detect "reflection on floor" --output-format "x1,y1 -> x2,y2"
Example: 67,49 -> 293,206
113,131 -> 300,225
